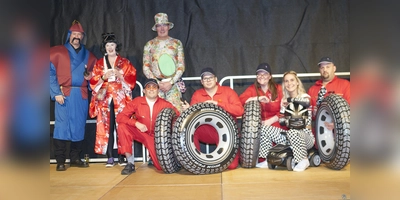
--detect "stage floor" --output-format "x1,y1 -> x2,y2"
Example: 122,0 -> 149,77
50,162 -> 350,200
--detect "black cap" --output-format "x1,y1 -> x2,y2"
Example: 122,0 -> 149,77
256,63 -> 272,74
318,57 -> 334,66
200,67 -> 216,78
144,78 -> 158,87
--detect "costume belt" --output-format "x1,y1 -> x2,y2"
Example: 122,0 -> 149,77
60,85 -> 85,96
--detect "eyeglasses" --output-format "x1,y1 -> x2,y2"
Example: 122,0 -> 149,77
202,76 -> 215,82
145,84 -> 158,90
256,73 -> 269,78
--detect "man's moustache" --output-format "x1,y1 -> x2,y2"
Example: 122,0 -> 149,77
72,38 -> 81,42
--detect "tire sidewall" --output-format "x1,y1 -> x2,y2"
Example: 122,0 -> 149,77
315,94 -> 351,170
172,103 -> 239,174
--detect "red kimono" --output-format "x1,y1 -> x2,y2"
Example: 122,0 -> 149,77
89,55 -> 136,155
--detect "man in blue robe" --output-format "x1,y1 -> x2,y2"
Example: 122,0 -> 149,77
50,20 -> 97,171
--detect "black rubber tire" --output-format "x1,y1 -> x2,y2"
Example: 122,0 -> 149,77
172,102 -> 239,175
154,108 -> 181,173
315,94 -> 350,170
267,163 -> 276,169
240,100 -> 262,168
286,156 -> 294,171
309,154 -> 321,167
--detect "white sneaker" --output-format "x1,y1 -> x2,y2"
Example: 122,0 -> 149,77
105,163 -> 115,167
293,159 -> 310,172
256,160 -> 269,168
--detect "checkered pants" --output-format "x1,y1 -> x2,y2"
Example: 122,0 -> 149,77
259,126 -> 315,163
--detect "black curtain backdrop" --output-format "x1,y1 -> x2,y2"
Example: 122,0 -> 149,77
50,0 -> 349,159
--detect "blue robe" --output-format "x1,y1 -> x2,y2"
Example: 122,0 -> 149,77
50,42 -> 93,141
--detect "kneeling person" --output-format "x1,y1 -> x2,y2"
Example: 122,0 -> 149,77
181,67 -> 244,170
117,78 -> 179,175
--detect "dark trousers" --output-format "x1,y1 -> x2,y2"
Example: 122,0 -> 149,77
53,139 -> 83,164
107,99 -> 116,158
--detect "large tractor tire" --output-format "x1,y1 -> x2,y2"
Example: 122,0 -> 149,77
172,103 -> 239,175
154,108 -> 181,173
315,94 -> 350,170
240,100 -> 261,168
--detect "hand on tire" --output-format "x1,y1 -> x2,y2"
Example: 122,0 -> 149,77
324,122 -> 334,131
181,101 -> 190,111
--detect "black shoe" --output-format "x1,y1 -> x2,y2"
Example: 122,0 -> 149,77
56,164 -> 66,171
118,155 -> 127,166
121,163 -> 135,175
148,158 -> 153,166
70,160 -> 89,168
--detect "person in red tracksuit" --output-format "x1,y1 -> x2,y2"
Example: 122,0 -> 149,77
239,63 -> 284,127
307,57 -> 350,131
239,63 -> 285,168
117,78 -> 179,175
181,67 -> 244,170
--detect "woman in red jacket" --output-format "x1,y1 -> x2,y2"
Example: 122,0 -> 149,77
239,63 -> 284,167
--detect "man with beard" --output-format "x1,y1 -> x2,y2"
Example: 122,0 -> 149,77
50,20 -> 97,171
307,57 -> 350,130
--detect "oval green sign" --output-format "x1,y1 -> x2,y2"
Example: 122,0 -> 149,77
158,54 -> 176,77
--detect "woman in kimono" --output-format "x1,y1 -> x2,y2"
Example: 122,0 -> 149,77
89,33 -> 136,167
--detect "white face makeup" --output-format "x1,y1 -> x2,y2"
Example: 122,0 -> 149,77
105,42 -> 117,56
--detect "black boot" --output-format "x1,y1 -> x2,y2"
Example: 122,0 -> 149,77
70,160 -> 89,168
56,164 -> 66,171
69,141 -> 88,167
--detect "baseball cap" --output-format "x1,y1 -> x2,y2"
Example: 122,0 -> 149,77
256,63 -> 272,74
318,57 -> 334,66
144,78 -> 158,88
200,67 -> 216,78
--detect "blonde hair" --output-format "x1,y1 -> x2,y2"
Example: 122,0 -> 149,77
282,71 -> 306,99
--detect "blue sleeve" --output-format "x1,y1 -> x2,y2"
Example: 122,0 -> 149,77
50,62 -> 62,100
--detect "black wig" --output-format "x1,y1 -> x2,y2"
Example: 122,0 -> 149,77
100,32 -> 121,53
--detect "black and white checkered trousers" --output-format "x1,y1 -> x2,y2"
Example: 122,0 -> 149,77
259,126 -> 315,163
